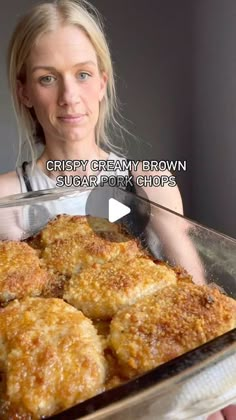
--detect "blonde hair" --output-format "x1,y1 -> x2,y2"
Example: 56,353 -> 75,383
7,0 -> 126,165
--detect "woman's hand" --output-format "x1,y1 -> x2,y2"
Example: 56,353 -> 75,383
207,405 -> 236,420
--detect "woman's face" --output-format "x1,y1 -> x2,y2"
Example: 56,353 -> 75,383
18,25 -> 107,145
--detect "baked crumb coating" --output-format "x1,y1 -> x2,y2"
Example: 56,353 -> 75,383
63,257 -> 177,319
1,214 -> 235,417
0,297 -> 106,418
41,232 -> 141,277
26,214 -> 142,278
0,241 -> 49,303
109,283 -> 236,378
27,214 -> 128,250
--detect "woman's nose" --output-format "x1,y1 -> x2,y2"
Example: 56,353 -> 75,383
57,78 -> 81,107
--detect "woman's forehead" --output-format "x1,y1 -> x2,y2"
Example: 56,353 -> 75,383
28,25 -> 98,69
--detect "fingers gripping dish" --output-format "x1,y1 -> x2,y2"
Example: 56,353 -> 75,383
0,297 -> 106,418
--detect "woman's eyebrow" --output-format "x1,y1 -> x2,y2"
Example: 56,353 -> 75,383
31,60 -> 97,73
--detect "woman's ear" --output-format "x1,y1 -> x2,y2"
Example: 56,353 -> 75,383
99,72 -> 108,102
16,80 -> 33,108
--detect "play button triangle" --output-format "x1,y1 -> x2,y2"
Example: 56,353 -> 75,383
108,198 -> 131,223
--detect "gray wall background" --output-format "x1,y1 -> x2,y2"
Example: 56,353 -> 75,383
0,0 -> 235,238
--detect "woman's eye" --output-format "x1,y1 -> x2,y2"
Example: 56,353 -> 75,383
78,72 -> 90,81
39,75 -> 56,85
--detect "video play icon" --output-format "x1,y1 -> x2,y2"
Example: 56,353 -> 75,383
85,184 -> 150,242
108,198 -> 131,223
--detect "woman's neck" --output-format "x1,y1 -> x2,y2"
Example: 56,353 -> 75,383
37,140 -> 109,178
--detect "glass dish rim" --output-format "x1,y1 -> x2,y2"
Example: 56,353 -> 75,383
48,329 -> 236,420
0,186 -> 235,244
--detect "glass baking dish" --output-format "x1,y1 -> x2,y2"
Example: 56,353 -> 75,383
0,186 -> 235,420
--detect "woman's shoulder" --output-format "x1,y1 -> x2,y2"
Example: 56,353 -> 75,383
0,170 -> 21,198
133,163 -> 184,215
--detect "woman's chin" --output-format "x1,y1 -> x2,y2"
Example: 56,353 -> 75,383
57,127 -> 90,143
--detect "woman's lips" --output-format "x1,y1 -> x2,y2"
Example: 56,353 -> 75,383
58,114 -> 86,123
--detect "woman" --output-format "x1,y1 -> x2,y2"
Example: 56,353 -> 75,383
0,1 -> 234,417
0,0 -> 184,211
0,0 -> 206,279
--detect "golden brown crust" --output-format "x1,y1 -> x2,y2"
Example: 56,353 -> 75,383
1,214 -> 236,417
63,257 -> 177,319
0,397 -> 34,420
0,298 -> 106,418
109,283 -> 236,378
27,214 -> 143,280
173,265 -> 194,284
0,241 -> 49,303
26,214 -> 127,251
41,232 -> 142,277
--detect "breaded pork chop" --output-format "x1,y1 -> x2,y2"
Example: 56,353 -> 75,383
0,297 -> 106,419
27,214 -> 127,250
109,283 -> 236,378
41,232 -> 142,277
63,257 -> 177,319
0,241 -> 49,304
